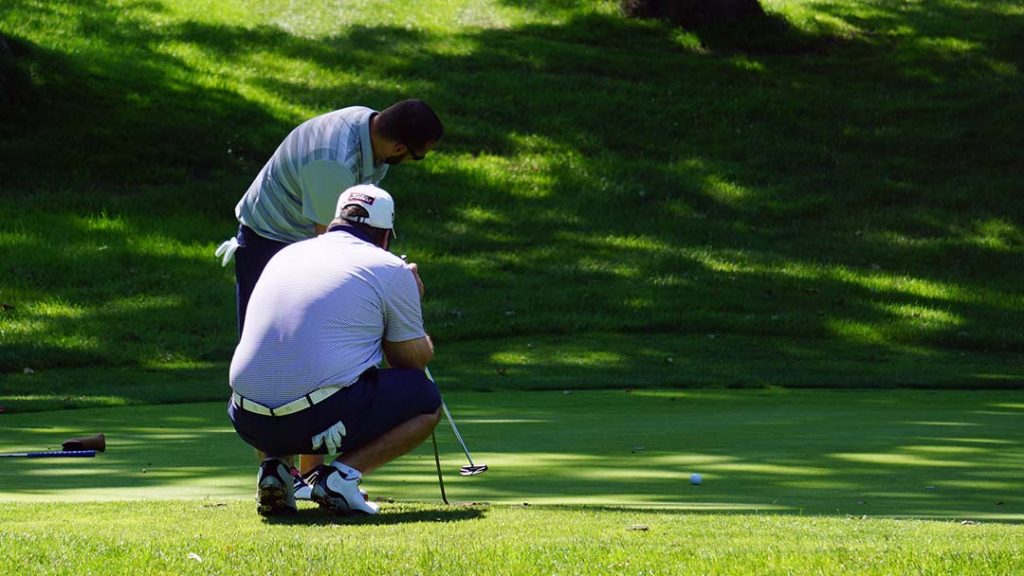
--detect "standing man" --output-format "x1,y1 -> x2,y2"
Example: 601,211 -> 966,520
229,185 -> 441,517
217,98 -> 443,335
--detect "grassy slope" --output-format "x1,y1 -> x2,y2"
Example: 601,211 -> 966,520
4,331 -> 1024,413
1,0 -> 1022,388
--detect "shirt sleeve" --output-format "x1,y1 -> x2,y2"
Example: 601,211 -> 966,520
382,264 -> 427,343
300,160 -> 356,225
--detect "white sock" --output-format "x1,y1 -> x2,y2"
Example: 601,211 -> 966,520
331,460 -> 362,480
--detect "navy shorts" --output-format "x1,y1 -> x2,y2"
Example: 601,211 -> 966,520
228,367 -> 441,457
234,225 -> 290,336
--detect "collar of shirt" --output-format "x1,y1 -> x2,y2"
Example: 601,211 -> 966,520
327,222 -> 375,244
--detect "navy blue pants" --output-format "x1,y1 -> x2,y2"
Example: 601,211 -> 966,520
228,368 -> 441,457
234,225 -> 290,336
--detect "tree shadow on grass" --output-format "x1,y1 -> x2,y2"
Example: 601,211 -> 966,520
0,392 -> 1020,522
0,0 -> 1021,388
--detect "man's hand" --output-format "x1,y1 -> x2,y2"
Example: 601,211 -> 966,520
400,254 -> 425,300
311,420 -> 347,454
408,262 -> 425,300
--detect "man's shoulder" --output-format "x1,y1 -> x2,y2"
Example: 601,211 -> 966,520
343,238 -> 407,272
292,106 -> 373,135
322,106 -> 376,124
377,251 -> 407,270
316,231 -> 397,259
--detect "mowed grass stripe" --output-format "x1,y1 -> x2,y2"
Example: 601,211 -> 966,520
1,390 -> 1020,521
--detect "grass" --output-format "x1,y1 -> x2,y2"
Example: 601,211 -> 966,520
3,390 -> 1022,516
1,389 -> 1023,573
3,502 -> 1023,575
1,0 -> 1021,384
4,332 -> 1024,413
1,1 -> 1023,573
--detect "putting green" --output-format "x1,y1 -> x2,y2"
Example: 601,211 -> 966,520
1,389 -> 1021,520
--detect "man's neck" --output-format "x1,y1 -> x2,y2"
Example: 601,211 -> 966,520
327,222 -> 380,247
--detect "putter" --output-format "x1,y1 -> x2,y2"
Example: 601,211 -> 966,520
425,367 -> 489,476
0,450 -> 97,458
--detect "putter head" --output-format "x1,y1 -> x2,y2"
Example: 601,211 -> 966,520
459,464 -> 488,476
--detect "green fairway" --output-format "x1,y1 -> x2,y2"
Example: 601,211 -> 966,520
3,501 -> 1023,575
2,390 -> 1023,574
2,390 -> 1021,520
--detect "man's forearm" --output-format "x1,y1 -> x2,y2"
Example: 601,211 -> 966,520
383,335 -> 434,370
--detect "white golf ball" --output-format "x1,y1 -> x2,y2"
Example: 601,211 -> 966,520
690,473 -> 702,485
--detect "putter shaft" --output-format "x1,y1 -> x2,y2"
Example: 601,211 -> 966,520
424,367 -> 488,476
0,450 -> 97,458
441,400 -> 478,467
431,431 -> 449,505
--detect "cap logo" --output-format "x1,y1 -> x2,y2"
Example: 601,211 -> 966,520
349,192 -> 375,205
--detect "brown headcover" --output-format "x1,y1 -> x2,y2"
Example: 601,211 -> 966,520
62,433 -> 106,452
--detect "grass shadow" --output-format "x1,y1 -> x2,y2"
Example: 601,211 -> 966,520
0,391 -> 1020,522
262,505 -> 487,526
0,0 -> 1021,386
693,12 -> 838,54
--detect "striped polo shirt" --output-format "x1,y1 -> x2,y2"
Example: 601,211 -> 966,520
235,106 -> 389,243
229,227 -> 426,408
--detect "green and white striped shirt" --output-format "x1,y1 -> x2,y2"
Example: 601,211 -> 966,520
235,106 -> 388,243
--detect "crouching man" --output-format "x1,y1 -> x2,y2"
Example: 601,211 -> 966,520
228,184 -> 440,517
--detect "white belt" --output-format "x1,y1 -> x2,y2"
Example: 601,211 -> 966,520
232,385 -> 343,417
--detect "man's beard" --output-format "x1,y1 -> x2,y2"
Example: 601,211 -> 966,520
384,154 -> 405,165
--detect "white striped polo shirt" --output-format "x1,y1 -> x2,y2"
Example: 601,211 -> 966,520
235,106 -> 389,243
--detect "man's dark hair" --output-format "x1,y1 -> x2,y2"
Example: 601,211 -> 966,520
376,99 -> 443,152
335,205 -> 389,245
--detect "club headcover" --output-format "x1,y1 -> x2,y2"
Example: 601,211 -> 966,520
62,433 -> 106,452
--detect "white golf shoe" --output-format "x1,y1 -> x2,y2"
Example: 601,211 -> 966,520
293,466 -> 367,502
293,470 -> 314,501
311,463 -> 379,515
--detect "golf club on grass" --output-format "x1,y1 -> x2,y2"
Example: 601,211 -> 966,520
0,433 -> 105,459
0,450 -> 97,458
425,367 -> 489,476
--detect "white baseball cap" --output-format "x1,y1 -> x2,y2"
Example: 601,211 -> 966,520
335,184 -> 396,235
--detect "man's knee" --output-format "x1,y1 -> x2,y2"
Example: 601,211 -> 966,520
376,367 -> 441,424
426,407 -> 441,425
409,369 -> 442,414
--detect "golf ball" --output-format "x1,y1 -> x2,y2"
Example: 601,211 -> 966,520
690,473 -> 702,485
